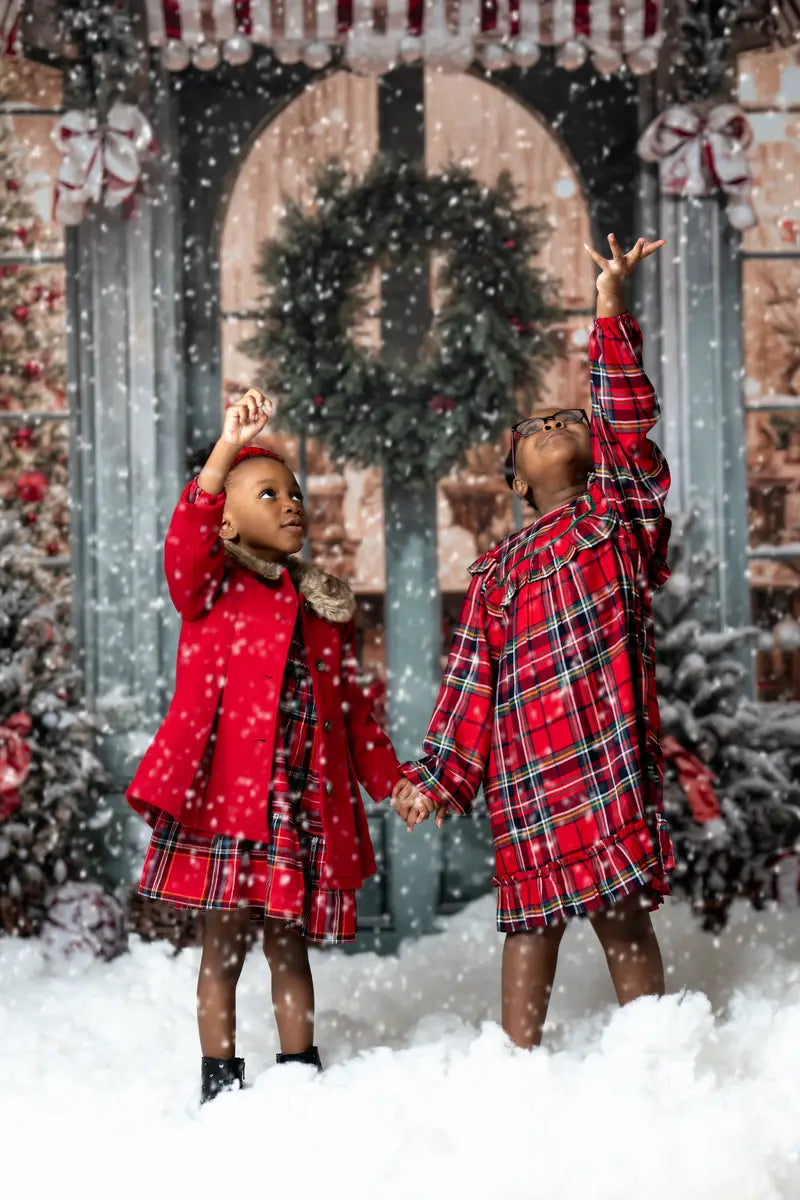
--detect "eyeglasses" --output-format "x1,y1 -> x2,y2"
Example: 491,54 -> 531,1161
512,409 -> 589,439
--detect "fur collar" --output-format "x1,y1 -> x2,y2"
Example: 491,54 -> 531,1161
224,541 -> 356,623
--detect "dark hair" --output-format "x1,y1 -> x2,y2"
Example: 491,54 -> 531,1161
503,448 -> 534,506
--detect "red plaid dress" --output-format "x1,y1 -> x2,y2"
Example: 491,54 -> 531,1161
139,617 -> 357,944
402,312 -> 675,929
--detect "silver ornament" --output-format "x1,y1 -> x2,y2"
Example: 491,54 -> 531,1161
274,40 -> 303,65
162,40 -> 191,72
192,41 -> 221,72
399,34 -> 423,64
511,39 -> 541,69
592,47 -> 623,76
223,34 -> 253,67
555,39 -> 587,71
627,43 -> 660,76
480,42 -> 512,72
302,40 -> 332,71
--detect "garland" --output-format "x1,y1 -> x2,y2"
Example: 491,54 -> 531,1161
247,157 -> 561,482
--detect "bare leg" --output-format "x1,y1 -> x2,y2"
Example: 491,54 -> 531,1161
262,918 -> 315,1055
196,908 -> 252,1057
501,922 -> 567,1049
590,890 -> 665,1005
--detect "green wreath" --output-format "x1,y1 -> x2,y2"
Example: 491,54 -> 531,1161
246,157 -> 562,483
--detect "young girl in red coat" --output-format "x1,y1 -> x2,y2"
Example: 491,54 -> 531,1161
128,390 -> 401,1101
394,234 -> 674,1048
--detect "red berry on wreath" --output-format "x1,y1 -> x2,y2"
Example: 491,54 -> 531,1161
429,394 -> 455,414
7,178 -> 20,192
17,471 -> 48,503
314,395 -> 324,408
23,360 -> 43,381
23,511 -> 38,526
11,427 -> 34,449
15,226 -> 29,244
13,305 -> 29,324
504,239 -> 516,249
46,540 -> 61,556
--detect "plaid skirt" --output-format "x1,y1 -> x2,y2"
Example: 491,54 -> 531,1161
138,628 -> 357,945
494,812 -> 674,930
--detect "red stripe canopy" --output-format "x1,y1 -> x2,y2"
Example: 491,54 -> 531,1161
145,0 -> 665,74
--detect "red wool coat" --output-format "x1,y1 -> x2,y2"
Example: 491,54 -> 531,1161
127,482 -> 400,890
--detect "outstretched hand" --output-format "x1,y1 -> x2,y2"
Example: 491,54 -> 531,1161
391,778 -> 446,832
584,233 -> 666,294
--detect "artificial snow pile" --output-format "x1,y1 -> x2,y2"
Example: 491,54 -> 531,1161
2,895 -> 800,1200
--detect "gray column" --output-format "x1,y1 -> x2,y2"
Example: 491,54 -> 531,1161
378,67 -> 443,937
658,195 -> 751,644
67,58 -> 185,878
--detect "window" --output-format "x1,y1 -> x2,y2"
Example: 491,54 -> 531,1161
739,45 -> 800,700
0,57 -> 68,575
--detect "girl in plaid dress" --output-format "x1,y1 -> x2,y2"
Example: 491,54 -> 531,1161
394,235 -> 674,1048
127,391 -> 401,1100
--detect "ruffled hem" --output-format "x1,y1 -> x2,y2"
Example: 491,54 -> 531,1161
494,813 -> 673,930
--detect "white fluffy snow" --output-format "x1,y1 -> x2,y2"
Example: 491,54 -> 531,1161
2,896 -> 800,1200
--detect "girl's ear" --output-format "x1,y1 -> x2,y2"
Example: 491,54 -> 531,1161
512,476 -> 529,500
219,513 -> 237,542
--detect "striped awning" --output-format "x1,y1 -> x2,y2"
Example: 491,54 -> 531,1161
145,1 -> 665,75
1,0 -> 22,55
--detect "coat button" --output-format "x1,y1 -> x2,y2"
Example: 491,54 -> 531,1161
324,780 -> 333,795
323,719 -> 332,733
315,659 -> 325,671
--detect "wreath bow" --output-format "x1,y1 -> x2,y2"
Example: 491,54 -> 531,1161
637,102 -> 756,231
52,103 -> 155,226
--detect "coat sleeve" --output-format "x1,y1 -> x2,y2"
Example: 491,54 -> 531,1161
341,620 -> 401,802
589,312 -> 672,587
164,480 -> 228,621
399,571 -> 496,815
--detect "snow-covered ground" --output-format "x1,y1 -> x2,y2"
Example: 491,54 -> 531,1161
2,896 -> 800,1200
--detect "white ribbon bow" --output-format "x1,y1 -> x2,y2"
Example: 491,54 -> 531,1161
51,102 -> 155,226
637,102 -> 756,231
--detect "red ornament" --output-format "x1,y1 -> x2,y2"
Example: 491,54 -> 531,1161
6,178 -> 20,192
0,711 -> 32,823
46,540 -> 61,556
16,470 -> 48,503
429,394 -> 455,415
11,427 -> 34,449
23,360 -> 43,381
12,305 -> 29,324
0,395 -> 13,411
23,512 -> 38,525
504,239 -> 516,249
314,395 -> 324,408
15,226 -> 29,244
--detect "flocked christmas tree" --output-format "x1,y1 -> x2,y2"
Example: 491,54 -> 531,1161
0,66 -> 70,559
654,514 -> 800,929
0,521 -> 109,936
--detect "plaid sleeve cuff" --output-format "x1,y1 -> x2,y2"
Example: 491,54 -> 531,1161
399,757 -> 472,816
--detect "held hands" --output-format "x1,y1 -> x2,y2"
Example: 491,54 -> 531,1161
221,387 -> 274,447
391,778 -> 446,832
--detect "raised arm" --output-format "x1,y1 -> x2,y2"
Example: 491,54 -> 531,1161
165,389 -> 272,620
584,235 -> 671,581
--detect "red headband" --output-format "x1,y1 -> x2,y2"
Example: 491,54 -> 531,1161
229,446 -> 286,471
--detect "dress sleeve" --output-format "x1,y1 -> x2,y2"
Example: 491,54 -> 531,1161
164,479 -> 227,620
589,312 -> 671,586
400,571 -> 497,815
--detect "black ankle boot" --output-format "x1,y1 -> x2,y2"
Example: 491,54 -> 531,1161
275,1046 -> 323,1071
200,1056 -> 245,1104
